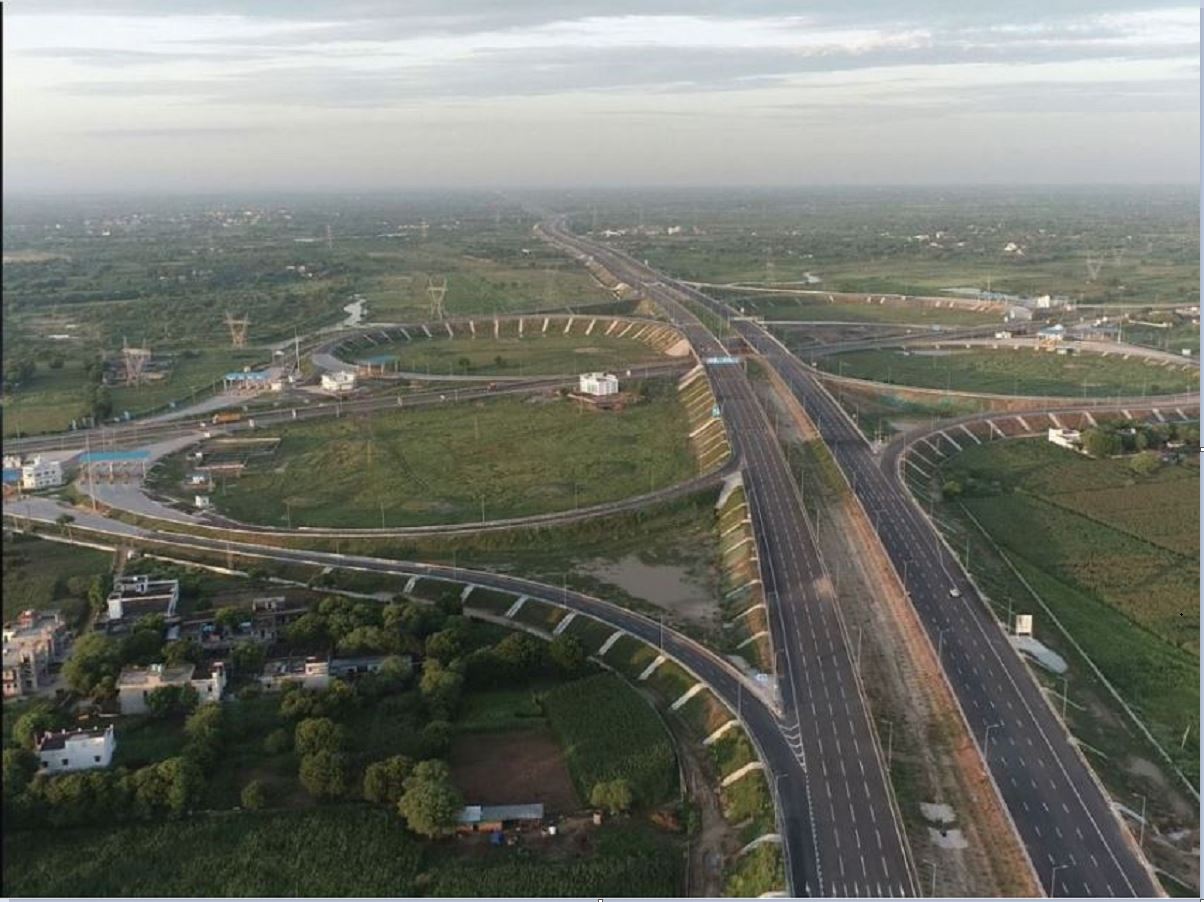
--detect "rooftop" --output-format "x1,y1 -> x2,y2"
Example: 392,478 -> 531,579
457,803 -> 545,824
36,726 -> 111,752
117,662 -> 195,687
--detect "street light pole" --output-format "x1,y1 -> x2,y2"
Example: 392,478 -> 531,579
1050,862 -> 1068,897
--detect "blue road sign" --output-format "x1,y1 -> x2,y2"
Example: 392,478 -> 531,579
704,356 -> 740,365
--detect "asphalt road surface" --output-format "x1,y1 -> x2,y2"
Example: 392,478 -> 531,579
666,271 -> 1165,897
540,219 -> 917,897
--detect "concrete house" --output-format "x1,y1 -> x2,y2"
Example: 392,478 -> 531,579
117,661 -> 227,714
2,610 -> 67,699
36,725 -> 116,774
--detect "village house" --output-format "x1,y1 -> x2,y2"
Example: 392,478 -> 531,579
117,661 -> 227,714
2,610 -> 68,699
36,725 -> 116,774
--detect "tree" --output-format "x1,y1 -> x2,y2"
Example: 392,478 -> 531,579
62,633 -> 121,695
2,748 -> 38,800
419,660 -> 464,719
286,612 -> 328,647
12,709 -> 59,749
423,628 -> 465,664
87,575 -> 109,615
231,641 -> 266,675
1082,428 -> 1120,458
590,778 -> 633,814
213,606 -> 245,633
336,625 -> 393,656
263,728 -> 292,755
493,632 -> 546,677
420,720 -> 453,758
397,760 -> 462,838
241,779 -> 268,810
1129,450 -> 1162,476
163,639 -> 202,668
548,634 -> 585,674
362,755 -> 413,805
299,750 -> 349,800
55,513 -> 75,537
145,683 -> 199,718
120,628 -> 165,667
294,717 -> 344,756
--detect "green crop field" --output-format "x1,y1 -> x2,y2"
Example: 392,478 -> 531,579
945,438 -> 1199,647
348,332 -> 668,378
543,673 -> 678,807
817,347 -> 1197,397
937,438 -> 1199,785
188,378 -> 696,528
1,533 -> 113,623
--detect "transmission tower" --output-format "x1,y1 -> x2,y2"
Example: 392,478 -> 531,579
121,337 -> 152,387
325,224 -> 333,250
224,311 -> 251,348
426,276 -> 448,320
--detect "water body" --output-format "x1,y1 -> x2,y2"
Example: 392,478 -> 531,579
581,554 -> 714,624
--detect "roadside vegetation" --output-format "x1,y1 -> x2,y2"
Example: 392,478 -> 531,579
815,347 -> 1197,397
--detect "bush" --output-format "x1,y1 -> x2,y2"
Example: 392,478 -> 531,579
299,751 -> 349,800
397,760 -> 461,838
590,778 -> 633,814
362,755 -> 413,805
240,779 -> 268,811
294,718 -> 344,757
263,728 -> 292,755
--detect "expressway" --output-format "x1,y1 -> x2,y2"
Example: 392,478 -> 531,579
540,219 -> 917,897
628,251 -> 1168,897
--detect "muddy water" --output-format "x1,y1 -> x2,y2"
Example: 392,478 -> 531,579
581,554 -> 714,624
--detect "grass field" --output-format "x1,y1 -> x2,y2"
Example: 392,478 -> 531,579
936,438 -> 1199,787
192,379 -> 695,528
1,533 -> 113,623
349,332 -> 667,377
722,289 -> 1001,327
817,347 -> 1197,397
543,673 -> 678,807
3,347 -> 267,436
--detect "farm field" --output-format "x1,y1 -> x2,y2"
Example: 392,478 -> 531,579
583,186 -> 1199,305
816,347 -> 1197,397
183,378 -> 696,528
944,437 -> 1200,646
935,438 -> 1199,787
1,533 -> 113,623
1,807 -> 680,898
724,289 -> 1001,327
348,331 -> 669,378
449,727 -> 580,812
543,673 -> 678,808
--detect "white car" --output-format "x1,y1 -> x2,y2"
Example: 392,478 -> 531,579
949,587 -> 962,599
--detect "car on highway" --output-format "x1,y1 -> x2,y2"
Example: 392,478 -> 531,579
948,587 -> 962,598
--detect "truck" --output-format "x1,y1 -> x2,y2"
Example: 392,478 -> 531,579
212,412 -> 242,425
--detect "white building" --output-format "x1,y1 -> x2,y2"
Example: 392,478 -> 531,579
20,457 -> 64,490
1005,306 -> 1033,322
320,370 -> 357,393
117,661 -> 227,714
106,575 -> 179,623
1047,428 -> 1083,451
259,656 -> 331,692
36,725 -> 116,774
578,372 -> 619,397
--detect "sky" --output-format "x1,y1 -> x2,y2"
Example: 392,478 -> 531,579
2,1 -> 1199,193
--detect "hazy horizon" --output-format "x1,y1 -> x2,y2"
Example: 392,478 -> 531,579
3,2 -> 1199,194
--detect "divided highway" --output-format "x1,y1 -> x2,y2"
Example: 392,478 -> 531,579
643,256 -> 1165,896
541,219 -> 917,897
